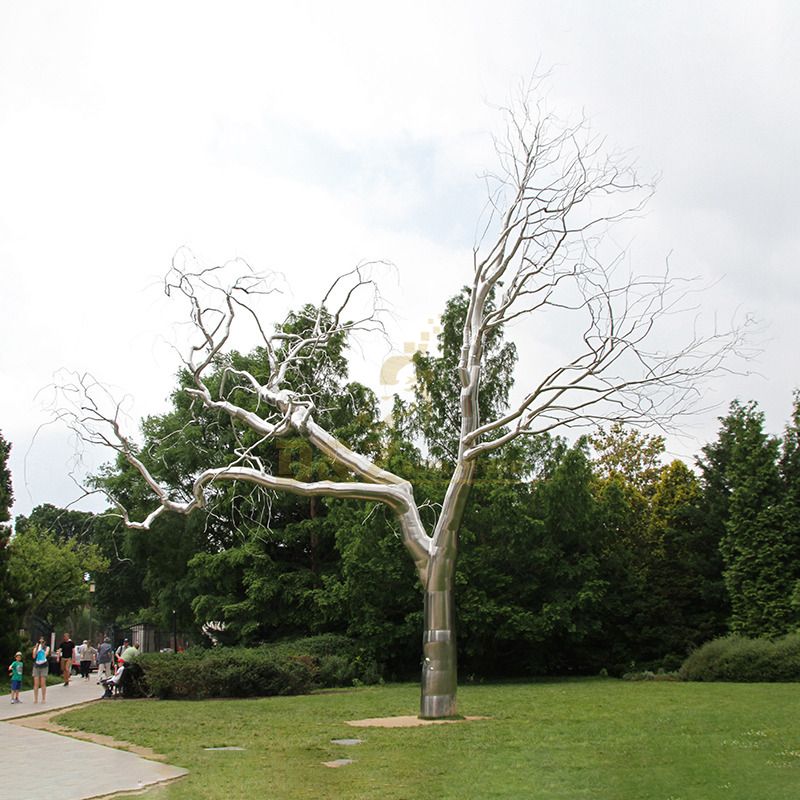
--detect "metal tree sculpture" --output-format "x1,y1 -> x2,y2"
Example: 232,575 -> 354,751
56,96 -> 749,718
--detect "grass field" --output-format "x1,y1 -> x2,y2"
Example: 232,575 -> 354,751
56,679 -> 800,800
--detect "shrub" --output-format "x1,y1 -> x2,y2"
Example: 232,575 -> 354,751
136,636 -> 380,699
680,633 -> 800,682
621,669 -> 680,682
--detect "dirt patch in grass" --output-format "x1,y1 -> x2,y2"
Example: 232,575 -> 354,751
346,714 -> 490,727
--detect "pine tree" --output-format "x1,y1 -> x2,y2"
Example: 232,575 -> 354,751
0,431 -> 11,529
0,431 -> 19,656
717,401 -> 792,636
778,393 -> 800,629
645,461 -> 728,660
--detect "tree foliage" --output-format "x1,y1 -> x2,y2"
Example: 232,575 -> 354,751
589,421 -> 665,494
47,86 -> 756,717
38,272 -> 797,678
0,432 -> 11,528
412,288 -> 517,466
644,461 -> 728,658
29,384 -> 800,675
701,399 -> 800,638
7,525 -> 108,630
0,431 -> 20,657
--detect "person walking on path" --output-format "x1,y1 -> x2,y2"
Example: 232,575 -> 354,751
8,651 -> 23,704
58,632 -> 75,686
79,640 -> 96,680
96,637 -> 113,683
31,636 -> 50,703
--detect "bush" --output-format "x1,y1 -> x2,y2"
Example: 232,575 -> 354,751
136,636 -> 381,699
680,633 -> 800,682
621,669 -> 680,682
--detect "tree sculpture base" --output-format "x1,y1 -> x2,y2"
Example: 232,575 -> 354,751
419,692 -> 458,720
419,588 -> 458,719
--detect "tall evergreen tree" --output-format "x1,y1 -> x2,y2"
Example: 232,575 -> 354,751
0,431 -> 20,657
716,401 -> 794,636
778,392 -> 800,629
0,431 -> 11,531
644,461 -> 728,660
411,288 -> 516,468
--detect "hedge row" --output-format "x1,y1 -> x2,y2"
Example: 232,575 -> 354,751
679,633 -> 800,682
136,634 -> 381,699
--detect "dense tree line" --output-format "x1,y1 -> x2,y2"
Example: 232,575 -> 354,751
5,297 -> 799,675
0,431 -> 22,656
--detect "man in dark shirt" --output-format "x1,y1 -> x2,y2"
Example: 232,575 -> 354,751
58,632 -> 75,686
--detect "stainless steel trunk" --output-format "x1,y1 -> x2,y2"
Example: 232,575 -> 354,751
419,585 -> 458,718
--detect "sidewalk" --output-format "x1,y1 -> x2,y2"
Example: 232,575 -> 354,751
0,672 -> 102,720
1,677 -> 187,799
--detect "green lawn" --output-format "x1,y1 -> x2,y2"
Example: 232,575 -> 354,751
55,679 -> 800,800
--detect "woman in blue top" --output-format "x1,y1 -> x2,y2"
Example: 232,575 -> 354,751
31,637 -> 50,703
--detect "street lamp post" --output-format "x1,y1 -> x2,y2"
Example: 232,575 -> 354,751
89,582 -> 96,642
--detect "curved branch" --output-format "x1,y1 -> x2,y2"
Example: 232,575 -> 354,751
112,459 -> 432,579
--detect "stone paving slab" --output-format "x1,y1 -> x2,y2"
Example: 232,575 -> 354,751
2,722 -> 187,799
0,675 -> 104,720
1,677 -> 187,799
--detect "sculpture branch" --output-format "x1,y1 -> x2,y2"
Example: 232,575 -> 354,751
50,82 -> 755,722
448,92 -> 753,465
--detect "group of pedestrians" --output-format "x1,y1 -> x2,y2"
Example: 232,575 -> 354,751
8,633 -> 140,704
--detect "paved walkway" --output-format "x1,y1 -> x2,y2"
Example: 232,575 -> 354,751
1,678 -> 187,799
0,673 -> 106,721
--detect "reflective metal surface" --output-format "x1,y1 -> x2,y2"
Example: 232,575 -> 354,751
420,588 -> 458,719
418,460 -> 475,718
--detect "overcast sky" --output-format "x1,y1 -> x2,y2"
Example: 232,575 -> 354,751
2,1 -> 798,520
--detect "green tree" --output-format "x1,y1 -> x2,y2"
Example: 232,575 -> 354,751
459,440 -> 609,675
778,393 -> 800,629
0,431 -> 11,530
97,308 -> 388,643
589,472 -> 650,669
587,425 -> 665,668
316,500 -> 421,675
7,525 -> 108,633
589,422 -> 665,495
717,401 -> 796,636
15,503 -> 155,636
57,96 -> 747,717
697,402 -> 743,555
0,431 -> 21,657
15,503 -> 103,544
644,460 -> 728,662
412,288 -> 516,467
